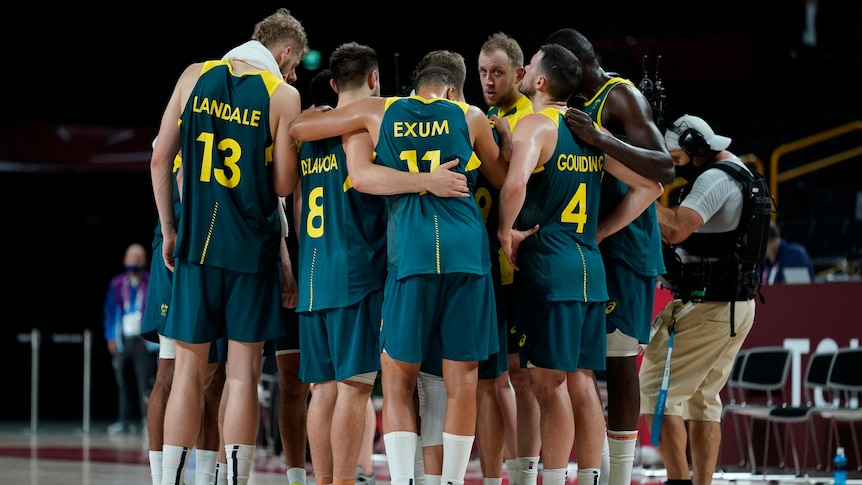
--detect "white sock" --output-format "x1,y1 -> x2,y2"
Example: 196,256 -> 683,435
607,430 -> 637,485
384,431 -> 418,485
414,440 -> 426,485
599,434 -> 610,485
425,475 -> 442,485
483,477 -> 503,485
577,467 -> 600,485
519,456 -> 539,485
225,444 -> 255,485
440,432 -> 474,485
287,466 -> 308,485
195,449 -> 219,485
161,445 -> 187,485
215,462 -> 228,485
148,450 -> 162,485
541,467 -> 567,485
504,458 -> 520,485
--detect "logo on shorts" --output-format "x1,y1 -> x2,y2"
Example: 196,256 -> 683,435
606,301 -> 617,314
160,302 -> 169,317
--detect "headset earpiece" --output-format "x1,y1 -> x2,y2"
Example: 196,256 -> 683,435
678,128 -> 710,157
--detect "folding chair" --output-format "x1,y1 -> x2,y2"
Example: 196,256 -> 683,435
721,346 -> 792,474
825,347 -> 862,473
766,351 -> 836,475
720,349 -> 752,471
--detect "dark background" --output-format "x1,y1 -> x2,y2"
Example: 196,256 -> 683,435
2,2 -> 861,422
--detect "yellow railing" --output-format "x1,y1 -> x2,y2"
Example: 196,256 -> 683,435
769,120 -> 862,220
659,121 -> 862,212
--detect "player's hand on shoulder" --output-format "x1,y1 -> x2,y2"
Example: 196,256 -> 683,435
565,108 -> 601,145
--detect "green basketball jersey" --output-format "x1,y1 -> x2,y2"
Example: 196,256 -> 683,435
175,60 -> 284,273
515,108 -> 608,302
296,136 -> 387,312
375,96 -> 490,279
583,77 -> 666,277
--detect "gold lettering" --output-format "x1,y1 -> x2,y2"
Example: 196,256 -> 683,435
188,97 -> 263,127
300,153 -> 340,176
393,120 -> 450,138
556,154 -> 604,172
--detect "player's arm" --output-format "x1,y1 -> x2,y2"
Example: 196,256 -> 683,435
565,86 -> 674,184
344,131 -> 469,198
288,97 -> 384,144
497,114 -> 547,269
469,106 -> 507,189
271,83 -> 303,198
598,144 -> 664,243
150,62 -> 199,271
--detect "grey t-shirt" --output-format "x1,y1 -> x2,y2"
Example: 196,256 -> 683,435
677,157 -> 749,263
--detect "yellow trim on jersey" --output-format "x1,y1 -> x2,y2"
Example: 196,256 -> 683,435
538,107 -> 564,126
465,152 -> 481,172
588,77 -> 634,129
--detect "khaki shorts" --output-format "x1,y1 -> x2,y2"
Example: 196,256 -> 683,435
639,299 -> 755,422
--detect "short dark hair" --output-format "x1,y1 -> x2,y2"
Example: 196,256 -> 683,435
538,43 -> 582,102
308,68 -> 336,108
329,42 -> 378,92
414,66 -> 457,91
413,50 -> 466,98
544,28 -> 597,67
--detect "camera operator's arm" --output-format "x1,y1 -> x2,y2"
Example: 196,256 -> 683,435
655,201 -> 703,244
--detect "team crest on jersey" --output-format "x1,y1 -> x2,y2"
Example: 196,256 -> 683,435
606,301 -> 617,314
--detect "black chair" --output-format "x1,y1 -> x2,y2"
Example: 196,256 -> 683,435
721,346 -> 793,474
765,351 -> 836,475
824,347 -> 862,473
721,349 -> 754,471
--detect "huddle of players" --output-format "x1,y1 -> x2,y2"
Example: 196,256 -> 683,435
149,7 -> 673,485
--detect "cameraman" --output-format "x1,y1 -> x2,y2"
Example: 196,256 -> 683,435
639,114 -> 758,485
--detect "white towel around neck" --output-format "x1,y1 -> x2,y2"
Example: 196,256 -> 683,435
221,40 -> 283,79
222,40 -> 288,237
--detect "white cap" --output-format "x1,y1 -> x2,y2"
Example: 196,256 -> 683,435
837,446 -> 845,455
665,114 -> 732,152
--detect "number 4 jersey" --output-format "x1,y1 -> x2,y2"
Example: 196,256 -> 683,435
515,108 -> 608,303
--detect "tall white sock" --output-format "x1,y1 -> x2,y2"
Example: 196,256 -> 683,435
504,458 -> 520,485
519,456 -> 539,485
607,430 -> 638,485
195,449 -> 219,485
225,444 -> 255,485
149,450 -> 162,485
483,477 -> 503,485
384,431 -> 418,485
161,445 -> 187,485
414,440 -> 426,485
425,475 -> 442,485
541,467 -> 567,485
215,462 -> 228,485
440,432 -> 474,485
287,466 -> 308,485
577,467 -> 600,485
599,434 -> 610,485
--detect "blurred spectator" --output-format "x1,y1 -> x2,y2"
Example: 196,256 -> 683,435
103,242 -> 158,434
762,220 -> 815,284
